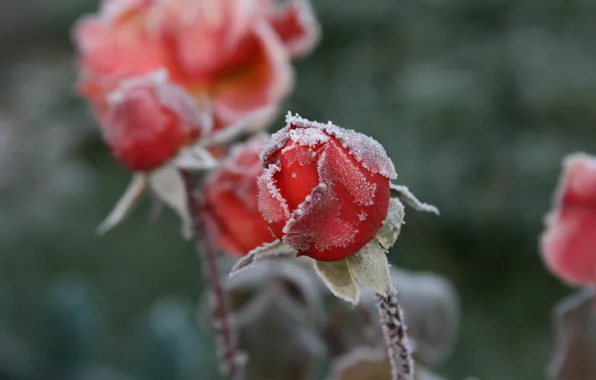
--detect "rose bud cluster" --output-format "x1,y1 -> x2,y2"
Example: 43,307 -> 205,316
230,113 -> 438,305
73,0 -> 320,132
540,153 -> 596,286
201,134 -> 276,256
73,0 -> 320,236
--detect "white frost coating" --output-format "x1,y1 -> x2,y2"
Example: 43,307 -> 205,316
258,163 -> 290,223
288,127 -> 330,146
317,141 -> 377,206
313,259 -> 360,305
261,125 -> 292,163
281,143 -> 317,166
358,211 -> 367,221
347,240 -> 391,296
390,183 -> 439,215
375,198 -> 406,250
285,112 -> 397,179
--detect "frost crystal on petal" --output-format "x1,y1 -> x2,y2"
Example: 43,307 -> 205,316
261,120 -> 292,163
283,181 -> 358,252
318,141 -> 377,206
285,112 -> 397,179
288,127 -> 330,147
281,143 -> 318,166
258,162 -> 290,223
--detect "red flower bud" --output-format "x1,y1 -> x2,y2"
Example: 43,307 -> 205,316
258,114 -> 397,262
100,71 -> 208,172
541,153 -> 596,285
203,134 -> 276,256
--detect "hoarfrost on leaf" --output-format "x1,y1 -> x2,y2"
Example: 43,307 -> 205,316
314,259 -> 360,305
148,166 -> 192,239
390,184 -> 439,215
97,173 -> 148,235
376,198 -> 406,249
229,240 -> 297,278
346,240 -> 391,297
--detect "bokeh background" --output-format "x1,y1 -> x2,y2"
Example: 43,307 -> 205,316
2,0 -> 596,379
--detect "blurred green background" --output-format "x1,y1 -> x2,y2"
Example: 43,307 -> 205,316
2,0 -> 596,379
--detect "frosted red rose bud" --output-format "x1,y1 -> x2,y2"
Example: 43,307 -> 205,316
201,134 -> 276,256
232,114 -> 437,305
100,71 -> 208,172
540,153 -> 596,285
257,113 -> 397,262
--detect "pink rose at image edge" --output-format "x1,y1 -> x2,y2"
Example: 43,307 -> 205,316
541,153 -> 596,286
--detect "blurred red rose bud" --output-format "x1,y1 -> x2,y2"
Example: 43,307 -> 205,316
100,71 -> 208,172
257,113 -> 397,262
541,153 -> 596,285
202,134 -> 276,256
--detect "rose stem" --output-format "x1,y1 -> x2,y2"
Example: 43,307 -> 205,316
376,285 -> 415,380
181,170 -> 245,380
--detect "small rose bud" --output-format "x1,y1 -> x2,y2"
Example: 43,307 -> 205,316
100,71 -> 207,172
257,113 -> 397,262
202,134 -> 276,256
540,153 -> 596,285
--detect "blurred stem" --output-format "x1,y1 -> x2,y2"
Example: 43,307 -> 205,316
181,171 -> 245,380
376,285 -> 414,380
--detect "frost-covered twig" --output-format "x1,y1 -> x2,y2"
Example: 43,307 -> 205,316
181,171 -> 245,380
376,285 -> 414,380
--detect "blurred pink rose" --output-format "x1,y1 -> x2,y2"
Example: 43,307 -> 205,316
100,70 -> 208,171
73,0 -> 319,131
541,153 -> 596,285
